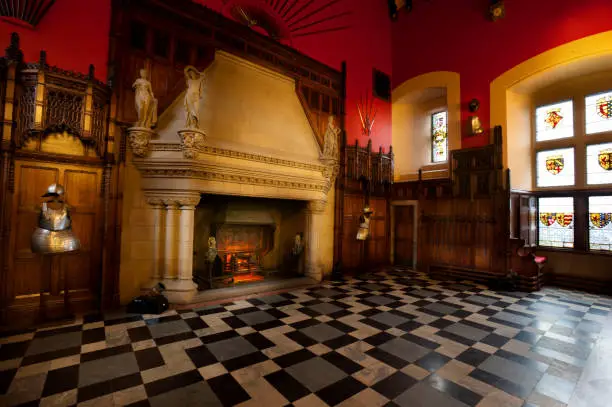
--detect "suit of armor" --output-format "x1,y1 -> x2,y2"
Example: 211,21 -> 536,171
31,184 -> 80,254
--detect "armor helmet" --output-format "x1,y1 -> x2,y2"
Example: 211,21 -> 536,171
363,206 -> 373,214
41,183 -> 65,197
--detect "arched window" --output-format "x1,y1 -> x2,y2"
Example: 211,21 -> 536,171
534,89 -> 612,251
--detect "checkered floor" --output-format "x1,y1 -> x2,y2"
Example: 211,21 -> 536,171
1,269 -> 611,406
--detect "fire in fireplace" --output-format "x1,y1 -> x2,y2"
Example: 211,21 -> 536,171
193,195 -> 307,289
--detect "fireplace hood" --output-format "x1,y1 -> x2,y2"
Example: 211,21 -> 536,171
212,202 -> 276,226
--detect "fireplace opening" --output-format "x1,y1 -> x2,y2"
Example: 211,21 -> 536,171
193,194 -> 307,289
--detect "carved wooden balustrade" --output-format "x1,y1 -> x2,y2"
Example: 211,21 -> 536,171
12,51 -> 111,158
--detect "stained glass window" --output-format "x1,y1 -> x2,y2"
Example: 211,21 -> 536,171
589,196 -> 612,251
586,142 -> 612,185
538,197 -> 574,248
535,101 -> 574,142
536,147 -> 575,187
585,91 -> 612,134
431,111 -> 448,163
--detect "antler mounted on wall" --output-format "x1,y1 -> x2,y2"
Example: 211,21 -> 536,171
0,0 -> 56,28
357,92 -> 377,137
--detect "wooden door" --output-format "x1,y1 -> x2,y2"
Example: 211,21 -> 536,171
6,160 -> 103,324
341,194 -> 365,269
368,197 -> 389,265
394,205 -> 415,267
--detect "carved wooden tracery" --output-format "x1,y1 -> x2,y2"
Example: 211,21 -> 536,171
14,53 -> 111,158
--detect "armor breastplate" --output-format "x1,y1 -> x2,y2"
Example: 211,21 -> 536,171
31,201 -> 80,254
39,203 -> 71,231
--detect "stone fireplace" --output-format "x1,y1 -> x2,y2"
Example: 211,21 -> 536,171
121,50 -> 339,304
193,195 -> 307,287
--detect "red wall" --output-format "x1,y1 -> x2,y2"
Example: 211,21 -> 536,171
0,0 -> 392,149
0,0 -> 111,81
392,0 -> 612,148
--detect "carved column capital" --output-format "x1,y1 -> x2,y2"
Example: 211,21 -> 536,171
145,197 -> 165,208
306,200 -> 327,213
145,192 -> 200,209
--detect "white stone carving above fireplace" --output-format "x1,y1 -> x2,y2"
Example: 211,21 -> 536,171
125,50 -> 338,304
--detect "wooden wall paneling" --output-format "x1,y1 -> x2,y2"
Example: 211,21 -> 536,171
6,161 -> 103,324
0,34 -> 114,326
341,194 -> 365,269
393,205 -> 415,266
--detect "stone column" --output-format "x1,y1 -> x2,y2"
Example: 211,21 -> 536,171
146,198 -> 165,285
163,201 -> 179,279
305,200 -> 327,282
155,194 -> 200,304
177,197 -> 200,281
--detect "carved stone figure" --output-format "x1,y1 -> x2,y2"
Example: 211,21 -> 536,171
31,184 -> 81,254
292,233 -> 304,256
207,236 -> 218,263
356,206 -> 374,241
184,66 -> 205,129
322,115 -> 340,160
133,69 -> 158,129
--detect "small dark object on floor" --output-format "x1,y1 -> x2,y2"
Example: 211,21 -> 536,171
126,283 -> 169,314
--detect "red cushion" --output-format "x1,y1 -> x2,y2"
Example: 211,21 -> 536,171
533,256 -> 547,264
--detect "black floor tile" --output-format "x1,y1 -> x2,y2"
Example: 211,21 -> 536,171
364,332 -> 395,347
222,351 -> 268,371
82,327 -> 106,345
145,370 -> 203,398
456,348 -> 490,367
427,373 -> 482,406
42,364 -> 80,397
366,348 -> 410,370
481,333 -> 510,348
316,376 -> 367,406
416,352 -> 451,372
127,326 -> 153,343
264,370 -> 310,402
401,333 -> 440,350
183,316 -> 208,331
81,344 -> 132,363
372,371 -> 417,399
0,340 -> 30,361
0,368 -> 17,394
285,331 -> 318,348
273,349 -> 317,369
135,347 -> 165,371
322,351 -> 363,375
243,332 -> 275,350
186,345 -> 218,368
78,373 -> 142,403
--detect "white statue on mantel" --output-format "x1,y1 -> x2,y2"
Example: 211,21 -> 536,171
184,66 -> 206,129
133,69 -> 158,129
322,115 -> 341,160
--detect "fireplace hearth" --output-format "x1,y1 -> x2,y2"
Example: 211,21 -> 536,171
194,195 -> 307,288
